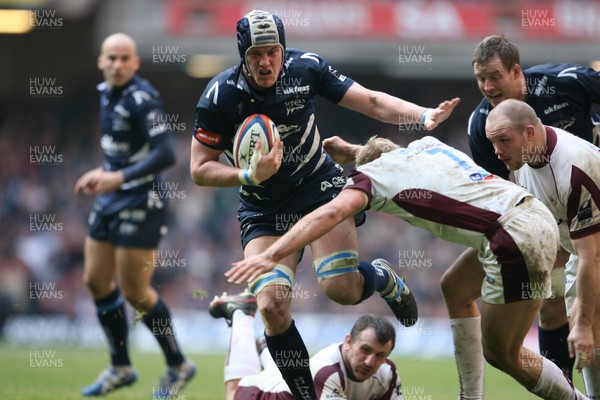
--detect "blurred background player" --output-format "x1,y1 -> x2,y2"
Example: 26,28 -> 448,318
486,99 -> 600,398
227,135 -> 587,400
190,9 -> 458,400
209,291 -> 402,400
74,33 -> 195,398
442,34 -> 600,388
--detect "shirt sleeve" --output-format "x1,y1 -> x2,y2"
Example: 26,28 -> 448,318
311,53 -> 354,104
121,95 -> 175,182
564,64 -> 600,104
346,169 -> 374,208
567,164 -> 600,240
193,73 -> 235,151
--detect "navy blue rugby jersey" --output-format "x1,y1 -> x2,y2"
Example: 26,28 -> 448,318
97,75 -> 174,194
468,63 -> 600,179
194,48 -> 354,205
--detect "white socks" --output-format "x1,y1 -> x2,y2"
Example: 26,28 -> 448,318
450,317 -> 484,400
583,348 -> 600,399
224,310 -> 261,382
531,357 -> 587,399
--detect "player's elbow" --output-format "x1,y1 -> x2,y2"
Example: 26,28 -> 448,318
190,161 -> 210,187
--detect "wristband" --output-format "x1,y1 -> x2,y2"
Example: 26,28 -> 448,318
421,109 -> 432,123
238,168 -> 259,186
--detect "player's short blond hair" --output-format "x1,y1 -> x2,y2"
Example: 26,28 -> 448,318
356,136 -> 400,166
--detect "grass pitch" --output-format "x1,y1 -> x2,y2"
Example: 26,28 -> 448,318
0,345 -> 585,399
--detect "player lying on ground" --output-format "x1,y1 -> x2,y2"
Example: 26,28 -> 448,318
209,291 -> 403,400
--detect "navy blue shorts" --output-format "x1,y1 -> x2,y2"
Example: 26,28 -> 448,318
88,190 -> 168,248
238,163 -> 363,248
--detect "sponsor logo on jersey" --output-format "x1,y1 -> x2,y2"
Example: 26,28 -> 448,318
543,101 -> 569,115
577,199 -> 593,222
332,176 -> 346,187
277,124 -> 301,139
101,135 -> 130,156
285,99 -> 306,115
195,128 -> 222,145
280,85 -> 310,95
328,65 -> 347,82
321,181 -> 333,191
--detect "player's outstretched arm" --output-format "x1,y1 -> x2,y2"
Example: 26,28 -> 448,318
569,231 -> 600,371
226,189 -> 368,284
338,82 -> 460,130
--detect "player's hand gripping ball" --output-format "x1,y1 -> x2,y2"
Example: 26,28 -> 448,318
233,114 -> 280,169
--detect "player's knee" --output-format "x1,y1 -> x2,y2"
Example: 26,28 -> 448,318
313,250 -> 360,304
120,285 -> 155,310
257,292 -> 291,333
538,297 -> 567,328
482,342 -> 517,372
320,275 -> 362,305
439,270 -> 454,297
83,271 -> 111,298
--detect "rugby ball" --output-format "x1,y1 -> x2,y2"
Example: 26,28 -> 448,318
233,114 -> 279,169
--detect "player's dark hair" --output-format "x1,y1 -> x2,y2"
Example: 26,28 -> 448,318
472,34 -> 520,71
350,314 -> 396,351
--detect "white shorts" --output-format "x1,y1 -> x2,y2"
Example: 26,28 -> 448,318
480,197 -> 559,304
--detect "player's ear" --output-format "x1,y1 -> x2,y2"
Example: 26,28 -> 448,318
342,334 -> 352,349
97,54 -> 104,71
511,63 -> 522,79
524,124 -> 536,141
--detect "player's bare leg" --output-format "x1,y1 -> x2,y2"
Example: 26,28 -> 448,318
440,247 -> 485,400
83,237 -> 117,299
481,300 -> 586,399
116,247 -> 158,311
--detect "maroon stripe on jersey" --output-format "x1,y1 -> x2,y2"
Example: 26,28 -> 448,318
567,165 -> 600,240
234,386 -> 294,400
392,190 -> 501,233
382,359 -> 399,400
486,221 -> 531,302
393,190 -> 530,303
347,169 -> 373,207
313,362 -> 344,398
